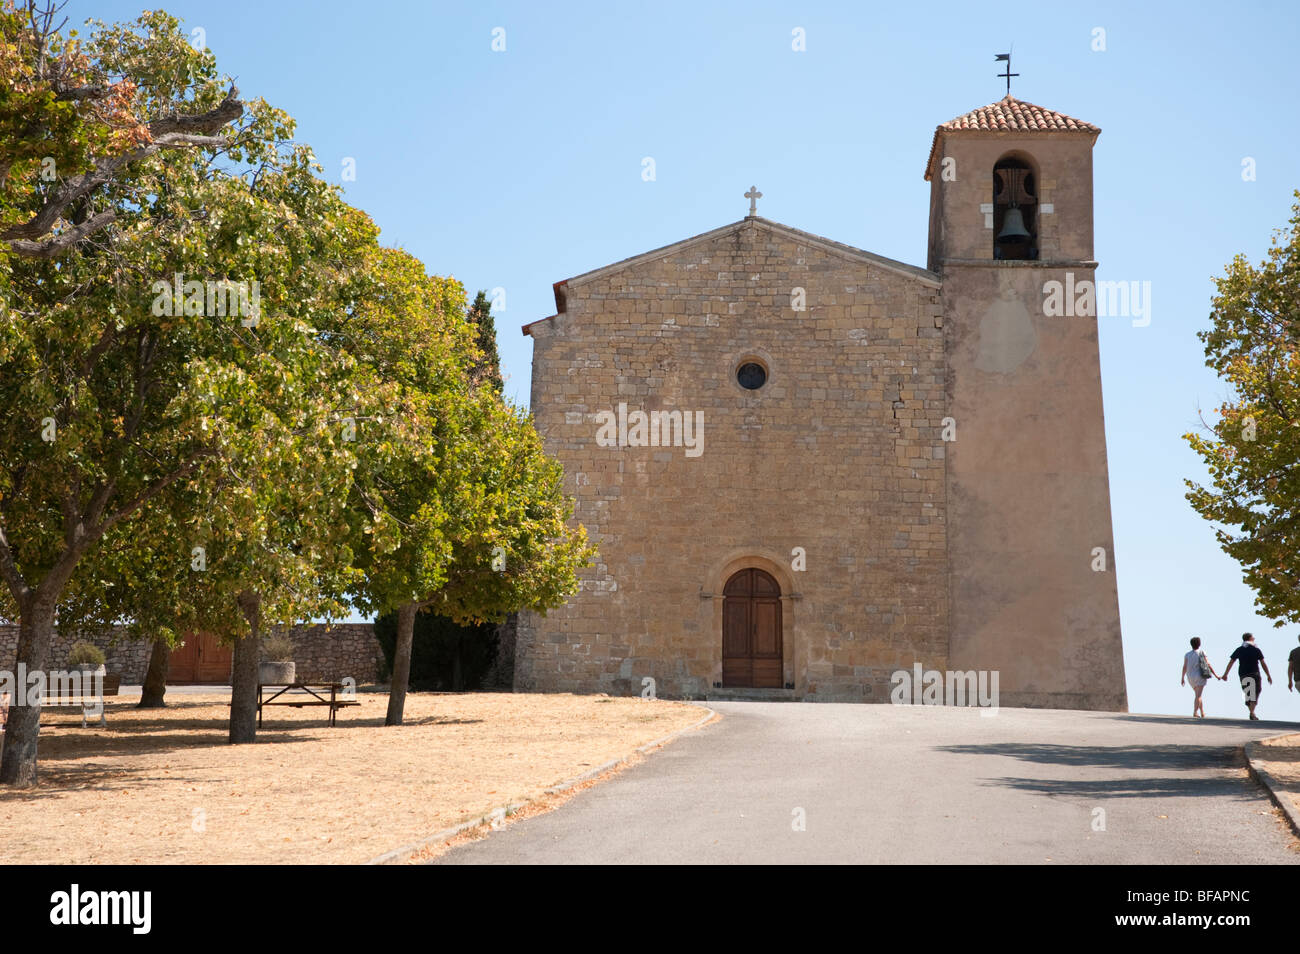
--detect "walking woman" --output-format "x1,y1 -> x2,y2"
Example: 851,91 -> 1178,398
1181,636 -> 1218,718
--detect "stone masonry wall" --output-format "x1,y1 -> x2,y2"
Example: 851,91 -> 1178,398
0,624 -> 154,683
278,624 -> 382,684
0,622 -> 382,685
518,217 -> 949,701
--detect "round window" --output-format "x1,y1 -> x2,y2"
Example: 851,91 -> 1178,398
736,361 -> 767,390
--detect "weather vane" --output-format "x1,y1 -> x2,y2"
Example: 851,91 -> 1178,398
995,51 -> 1018,97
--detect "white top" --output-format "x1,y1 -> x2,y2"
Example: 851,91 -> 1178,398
1185,650 -> 1207,683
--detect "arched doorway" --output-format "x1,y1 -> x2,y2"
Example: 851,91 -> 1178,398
722,568 -> 783,688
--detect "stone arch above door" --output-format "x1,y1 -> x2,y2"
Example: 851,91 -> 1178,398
708,549 -> 797,599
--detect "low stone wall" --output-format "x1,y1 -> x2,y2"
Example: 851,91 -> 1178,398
278,624 -> 382,685
0,622 -> 382,685
0,625 -> 153,683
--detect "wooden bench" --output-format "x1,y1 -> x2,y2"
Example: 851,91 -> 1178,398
39,673 -> 122,728
256,683 -> 359,727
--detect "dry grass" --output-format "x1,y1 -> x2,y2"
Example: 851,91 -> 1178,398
0,691 -> 708,864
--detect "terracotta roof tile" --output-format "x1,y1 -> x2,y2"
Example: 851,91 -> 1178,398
924,96 -> 1099,179
939,95 -> 1099,134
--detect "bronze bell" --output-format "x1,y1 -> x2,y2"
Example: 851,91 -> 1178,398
997,206 -> 1031,244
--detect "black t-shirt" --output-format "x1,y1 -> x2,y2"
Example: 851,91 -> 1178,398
1288,646 -> 1300,676
1231,644 -> 1264,677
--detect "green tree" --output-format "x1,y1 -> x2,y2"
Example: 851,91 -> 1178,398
1185,192 -> 1300,624
431,395 -> 595,624
0,1 -> 243,259
376,389 -> 593,723
467,290 -> 503,393
335,254 -> 592,725
0,10 -> 380,781
58,499 -> 229,709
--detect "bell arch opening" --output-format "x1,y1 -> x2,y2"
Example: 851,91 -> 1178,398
992,154 -> 1039,260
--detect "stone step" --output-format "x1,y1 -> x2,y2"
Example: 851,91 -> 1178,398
705,687 -> 797,702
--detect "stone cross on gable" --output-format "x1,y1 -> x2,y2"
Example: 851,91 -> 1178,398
745,185 -> 762,217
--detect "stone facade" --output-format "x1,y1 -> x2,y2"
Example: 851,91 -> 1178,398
518,219 -> 949,702
518,97 -> 1127,710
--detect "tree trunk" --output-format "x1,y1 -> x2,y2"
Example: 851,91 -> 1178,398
385,601 -> 417,726
0,598 -> 57,787
137,638 -> 171,708
229,591 -> 261,744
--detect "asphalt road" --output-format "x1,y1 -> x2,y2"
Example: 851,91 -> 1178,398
434,702 -> 1299,864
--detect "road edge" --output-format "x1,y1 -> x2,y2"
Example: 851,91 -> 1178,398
365,703 -> 719,865
1244,733 -> 1300,840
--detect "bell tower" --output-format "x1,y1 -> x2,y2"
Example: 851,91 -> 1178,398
925,96 -> 1126,710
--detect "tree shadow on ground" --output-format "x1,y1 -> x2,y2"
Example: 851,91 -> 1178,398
0,764 -> 211,802
936,742 -> 1242,772
18,727 -> 319,763
344,715 -> 485,728
4,699 -> 486,765
988,774 -> 1263,800
1113,713 -> 1299,729
936,742 -> 1264,800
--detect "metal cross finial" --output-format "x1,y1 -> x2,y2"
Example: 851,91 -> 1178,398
745,185 -> 762,217
995,51 -> 1018,97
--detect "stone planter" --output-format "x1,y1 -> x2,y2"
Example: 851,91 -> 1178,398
258,661 -> 296,685
48,663 -> 105,704
72,663 -> 106,688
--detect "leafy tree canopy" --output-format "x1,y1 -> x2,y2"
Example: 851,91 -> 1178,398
1185,191 -> 1300,623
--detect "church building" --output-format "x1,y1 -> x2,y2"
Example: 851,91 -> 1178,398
515,96 -> 1127,711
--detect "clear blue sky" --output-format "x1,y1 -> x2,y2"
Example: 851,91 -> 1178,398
73,0 -> 1300,717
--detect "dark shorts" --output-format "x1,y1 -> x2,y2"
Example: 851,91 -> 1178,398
1240,675 -> 1261,702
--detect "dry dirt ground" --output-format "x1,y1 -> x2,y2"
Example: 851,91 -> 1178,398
0,691 -> 707,864
1253,732 -> 1300,822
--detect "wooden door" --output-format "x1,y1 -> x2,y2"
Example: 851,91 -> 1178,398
169,633 -> 232,684
721,568 -> 783,688
196,634 -> 232,682
168,635 -> 200,683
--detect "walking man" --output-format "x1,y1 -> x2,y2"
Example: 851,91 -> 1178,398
1222,632 -> 1272,721
1288,635 -> 1300,697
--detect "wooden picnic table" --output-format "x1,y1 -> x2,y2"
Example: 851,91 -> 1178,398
256,682 -> 359,727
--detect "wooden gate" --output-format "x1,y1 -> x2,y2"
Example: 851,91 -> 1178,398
168,632 -> 233,684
